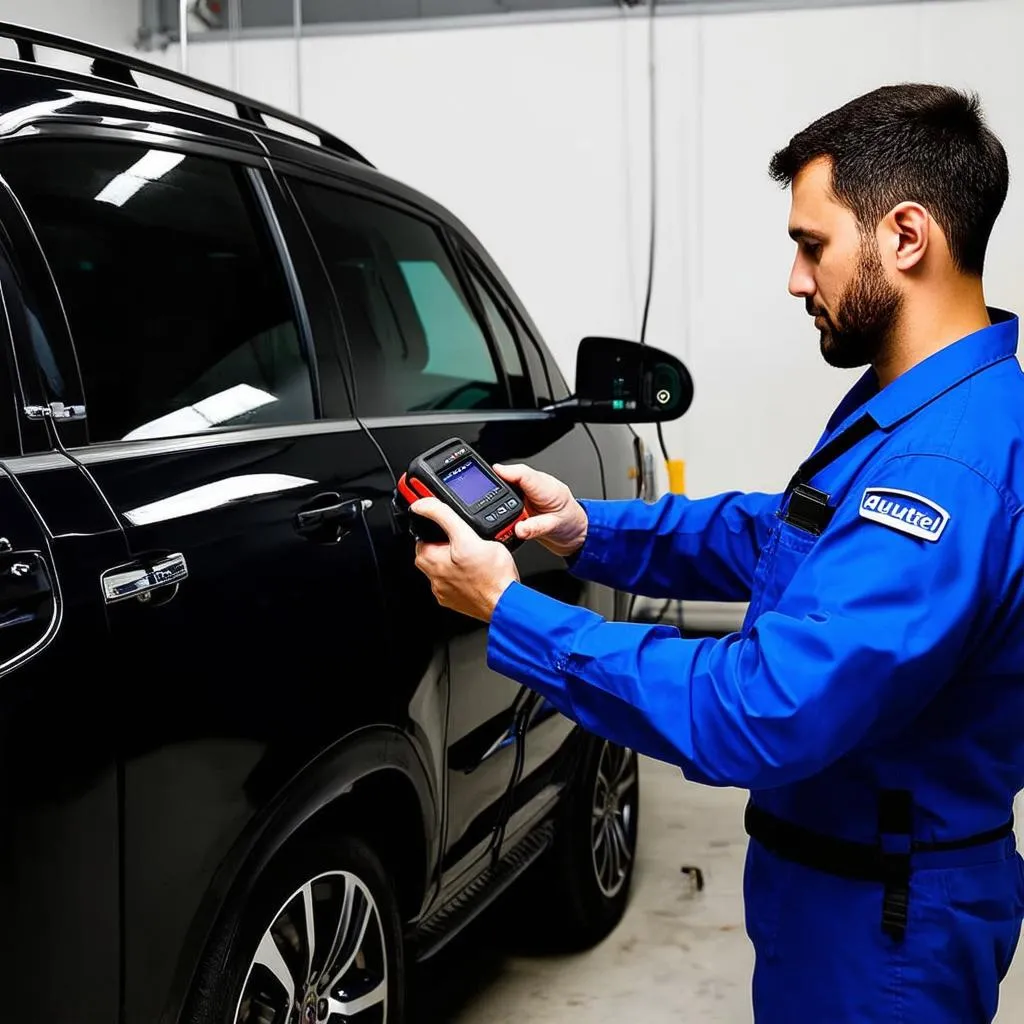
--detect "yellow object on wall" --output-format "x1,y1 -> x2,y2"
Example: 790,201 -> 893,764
666,459 -> 686,495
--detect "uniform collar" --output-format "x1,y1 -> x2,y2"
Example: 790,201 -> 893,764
827,308 -> 1019,436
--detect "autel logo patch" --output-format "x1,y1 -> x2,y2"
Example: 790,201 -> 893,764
859,487 -> 950,542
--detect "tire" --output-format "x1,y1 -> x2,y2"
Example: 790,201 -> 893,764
520,734 -> 640,952
185,834 -> 405,1024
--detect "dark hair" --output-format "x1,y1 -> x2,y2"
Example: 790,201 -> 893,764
768,84 -> 1009,275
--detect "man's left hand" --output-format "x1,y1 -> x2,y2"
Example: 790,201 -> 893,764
412,498 -> 520,622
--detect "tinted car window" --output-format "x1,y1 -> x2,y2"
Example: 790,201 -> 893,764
0,141 -> 313,443
288,180 -> 508,416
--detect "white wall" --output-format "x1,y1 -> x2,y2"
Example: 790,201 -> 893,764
156,0 -> 1024,498
0,0 -> 140,50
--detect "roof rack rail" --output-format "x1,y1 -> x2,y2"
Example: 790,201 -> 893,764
0,20 -> 374,167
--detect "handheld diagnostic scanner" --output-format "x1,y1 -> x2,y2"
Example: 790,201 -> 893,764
396,438 -> 529,547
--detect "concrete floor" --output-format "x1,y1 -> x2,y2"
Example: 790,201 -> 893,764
411,757 -> 1024,1023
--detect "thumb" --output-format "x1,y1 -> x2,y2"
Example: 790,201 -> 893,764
515,511 -> 562,541
491,462 -> 534,488
410,497 -> 471,541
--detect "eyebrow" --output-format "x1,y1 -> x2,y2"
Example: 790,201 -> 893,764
789,226 -> 827,243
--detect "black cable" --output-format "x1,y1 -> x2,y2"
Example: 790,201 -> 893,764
639,0 -> 657,353
635,0 -> 678,628
490,694 -> 531,867
624,0 -> 661,629
655,423 -> 669,462
641,0 -> 671,465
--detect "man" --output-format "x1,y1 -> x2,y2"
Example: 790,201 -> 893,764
411,84 -> 1024,1022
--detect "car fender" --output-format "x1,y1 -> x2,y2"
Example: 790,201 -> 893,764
163,724 -> 438,1024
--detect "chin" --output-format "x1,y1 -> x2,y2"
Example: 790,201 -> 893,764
820,334 -> 856,370
822,345 -> 870,370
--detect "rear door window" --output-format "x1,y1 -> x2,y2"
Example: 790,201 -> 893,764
286,179 -> 510,417
0,140 -> 314,443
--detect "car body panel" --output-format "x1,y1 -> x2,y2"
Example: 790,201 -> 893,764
0,46 -> 643,1024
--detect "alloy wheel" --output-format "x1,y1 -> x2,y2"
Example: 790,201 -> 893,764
590,742 -> 638,899
234,870 -> 388,1024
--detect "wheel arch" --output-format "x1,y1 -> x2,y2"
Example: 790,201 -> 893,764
163,726 -> 438,1024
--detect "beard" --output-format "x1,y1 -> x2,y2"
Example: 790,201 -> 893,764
810,240 -> 903,369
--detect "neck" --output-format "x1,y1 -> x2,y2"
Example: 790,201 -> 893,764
873,277 -> 991,388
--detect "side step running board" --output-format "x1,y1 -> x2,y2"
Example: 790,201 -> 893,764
411,822 -> 554,963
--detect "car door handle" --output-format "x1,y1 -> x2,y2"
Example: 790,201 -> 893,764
0,549 -> 52,625
295,495 -> 372,535
102,552 -> 188,604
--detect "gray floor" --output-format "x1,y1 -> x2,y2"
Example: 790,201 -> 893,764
411,757 -> 1024,1023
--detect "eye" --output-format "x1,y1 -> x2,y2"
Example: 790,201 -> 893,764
802,241 -> 823,260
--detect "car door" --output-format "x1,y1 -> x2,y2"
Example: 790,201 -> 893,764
0,134 -> 396,1024
0,183 -> 126,1023
278,170 -> 615,893
450,244 -> 633,844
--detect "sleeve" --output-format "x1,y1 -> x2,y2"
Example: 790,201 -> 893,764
566,489 -> 782,603
488,454 -> 1010,790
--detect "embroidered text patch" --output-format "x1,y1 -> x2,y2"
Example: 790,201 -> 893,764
859,488 -> 949,542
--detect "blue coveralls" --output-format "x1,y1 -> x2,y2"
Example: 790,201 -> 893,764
488,309 -> 1024,1022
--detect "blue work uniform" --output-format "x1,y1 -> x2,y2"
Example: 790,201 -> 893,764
488,308 -> 1024,1022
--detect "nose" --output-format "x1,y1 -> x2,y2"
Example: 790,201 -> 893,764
788,255 -> 815,300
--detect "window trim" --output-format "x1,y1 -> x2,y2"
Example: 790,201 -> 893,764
279,165 -> 519,420
247,165 -> 323,420
265,165 -> 358,423
449,241 -> 537,409
454,239 -> 568,405
0,133 -> 322,449
0,124 -> 269,171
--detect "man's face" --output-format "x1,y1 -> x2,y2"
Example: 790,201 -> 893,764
787,157 -> 903,369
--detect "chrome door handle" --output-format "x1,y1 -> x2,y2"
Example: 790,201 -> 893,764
102,553 -> 188,604
295,496 -> 372,534
24,402 -> 87,422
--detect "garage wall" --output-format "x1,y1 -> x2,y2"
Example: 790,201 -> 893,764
151,0 -> 1024,498
0,0 -> 140,50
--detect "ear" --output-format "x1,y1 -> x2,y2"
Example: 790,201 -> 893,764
883,201 -> 930,272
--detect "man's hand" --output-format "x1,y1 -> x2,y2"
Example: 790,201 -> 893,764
412,498 -> 520,622
492,463 -> 589,558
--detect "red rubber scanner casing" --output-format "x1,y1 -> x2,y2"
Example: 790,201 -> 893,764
396,464 -> 529,547
397,472 -> 432,506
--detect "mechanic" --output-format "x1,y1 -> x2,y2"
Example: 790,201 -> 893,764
410,83 -> 1024,1023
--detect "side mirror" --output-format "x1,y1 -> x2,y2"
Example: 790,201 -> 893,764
547,336 -> 693,424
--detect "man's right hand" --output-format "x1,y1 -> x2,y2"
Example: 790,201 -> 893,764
492,462 -> 588,558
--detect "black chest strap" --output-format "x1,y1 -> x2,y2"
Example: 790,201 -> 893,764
779,415 -> 877,535
785,414 -> 877,496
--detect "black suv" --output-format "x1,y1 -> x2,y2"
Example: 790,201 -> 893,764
0,24 -> 690,1024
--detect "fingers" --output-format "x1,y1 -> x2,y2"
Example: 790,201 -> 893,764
410,497 -> 470,542
514,511 -> 561,541
414,538 -> 448,579
414,540 -> 428,572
